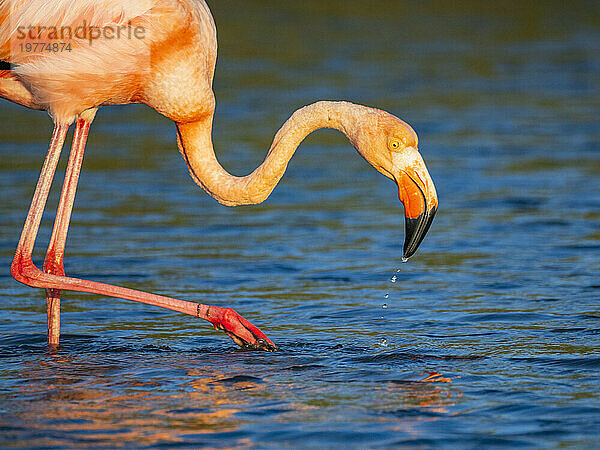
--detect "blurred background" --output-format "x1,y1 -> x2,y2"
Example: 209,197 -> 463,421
0,0 -> 599,447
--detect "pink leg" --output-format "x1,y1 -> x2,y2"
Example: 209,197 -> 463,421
43,119 -> 90,347
12,120 -> 276,351
11,123 -> 68,348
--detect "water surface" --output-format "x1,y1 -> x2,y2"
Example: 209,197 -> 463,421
1,1 -> 599,447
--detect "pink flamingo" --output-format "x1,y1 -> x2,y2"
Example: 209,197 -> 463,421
0,0 -> 438,350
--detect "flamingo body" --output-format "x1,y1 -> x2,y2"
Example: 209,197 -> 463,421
0,0 -> 216,122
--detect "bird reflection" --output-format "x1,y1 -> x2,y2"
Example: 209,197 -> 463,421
7,352 -> 462,447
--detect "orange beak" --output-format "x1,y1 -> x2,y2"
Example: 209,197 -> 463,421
393,151 -> 438,259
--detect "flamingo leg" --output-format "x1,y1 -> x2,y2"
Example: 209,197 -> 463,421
11,121 -> 276,351
42,118 -> 90,347
11,123 -> 69,347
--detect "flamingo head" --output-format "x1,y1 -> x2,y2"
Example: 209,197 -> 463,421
349,109 -> 438,259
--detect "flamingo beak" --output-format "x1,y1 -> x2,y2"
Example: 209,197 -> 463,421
394,151 -> 438,259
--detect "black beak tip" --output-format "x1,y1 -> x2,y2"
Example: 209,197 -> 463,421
403,207 -> 437,259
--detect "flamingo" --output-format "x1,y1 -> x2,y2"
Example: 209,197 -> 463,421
0,0 -> 438,351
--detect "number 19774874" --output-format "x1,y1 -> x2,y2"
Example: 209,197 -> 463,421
19,42 -> 72,53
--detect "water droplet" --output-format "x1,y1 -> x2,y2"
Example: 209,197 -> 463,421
379,338 -> 388,347
384,293 -> 389,299
390,275 -> 397,283
382,303 -> 388,309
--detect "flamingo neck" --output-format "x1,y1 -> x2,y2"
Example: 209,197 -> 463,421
175,101 -> 363,206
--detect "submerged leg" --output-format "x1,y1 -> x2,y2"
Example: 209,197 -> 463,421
43,117 -> 91,347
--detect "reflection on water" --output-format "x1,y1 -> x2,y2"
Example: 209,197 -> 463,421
2,338 -> 465,447
1,0 -> 599,447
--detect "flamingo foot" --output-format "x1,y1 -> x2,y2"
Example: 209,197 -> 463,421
207,306 -> 277,351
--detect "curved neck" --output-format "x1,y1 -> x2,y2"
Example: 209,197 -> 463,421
176,101 -> 364,206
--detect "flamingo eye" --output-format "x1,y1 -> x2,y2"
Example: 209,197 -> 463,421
389,140 -> 400,151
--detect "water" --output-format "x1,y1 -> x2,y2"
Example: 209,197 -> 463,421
1,0 -> 599,447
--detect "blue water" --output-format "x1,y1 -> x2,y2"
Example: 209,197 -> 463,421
1,1 -> 599,447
